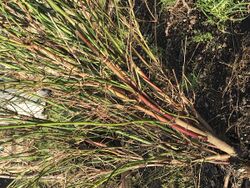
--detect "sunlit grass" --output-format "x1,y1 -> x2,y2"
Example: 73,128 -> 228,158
196,0 -> 249,28
0,0 -> 242,187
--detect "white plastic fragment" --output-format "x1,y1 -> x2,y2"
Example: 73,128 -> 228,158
0,89 -> 50,120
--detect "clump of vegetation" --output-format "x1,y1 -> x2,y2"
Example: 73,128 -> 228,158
193,31 -> 214,43
161,0 -> 177,7
0,0 -> 249,187
196,0 -> 249,28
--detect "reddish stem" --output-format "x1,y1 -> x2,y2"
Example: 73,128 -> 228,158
171,124 -> 207,140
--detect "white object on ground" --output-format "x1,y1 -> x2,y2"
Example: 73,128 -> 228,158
0,89 -> 50,120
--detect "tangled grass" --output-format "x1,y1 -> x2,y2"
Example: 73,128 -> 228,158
0,0 -> 247,187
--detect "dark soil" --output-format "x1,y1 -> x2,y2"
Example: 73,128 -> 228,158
0,178 -> 13,188
135,0 -> 249,187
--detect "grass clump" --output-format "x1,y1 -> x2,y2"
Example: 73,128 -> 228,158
192,31 -> 214,43
196,0 -> 249,28
0,0 -> 243,187
160,0 -> 177,8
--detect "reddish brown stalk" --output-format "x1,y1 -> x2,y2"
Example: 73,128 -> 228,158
135,106 -> 206,139
137,92 -> 173,120
76,29 -> 205,137
76,30 -> 174,121
131,48 -> 181,108
75,29 -> 236,156
136,90 -> 210,139
171,124 -> 207,140
129,51 -> 210,135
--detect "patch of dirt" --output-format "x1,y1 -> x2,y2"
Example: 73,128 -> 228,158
163,4 -> 250,188
0,178 -> 13,188
199,163 -> 225,188
135,0 -> 250,187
